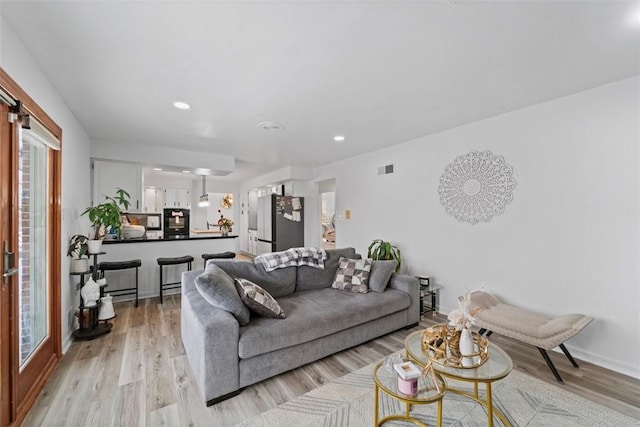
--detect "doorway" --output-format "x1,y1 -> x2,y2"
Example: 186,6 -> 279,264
318,179 -> 336,250
1,70 -> 62,426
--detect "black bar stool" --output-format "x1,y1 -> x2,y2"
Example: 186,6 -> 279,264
201,251 -> 236,268
157,255 -> 194,304
98,259 -> 142,308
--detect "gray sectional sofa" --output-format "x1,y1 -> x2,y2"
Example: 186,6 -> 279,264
180,247 -> 420,405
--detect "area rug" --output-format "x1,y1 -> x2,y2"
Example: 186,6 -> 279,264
235,353 -> 638,427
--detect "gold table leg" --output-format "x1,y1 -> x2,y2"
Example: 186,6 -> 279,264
486,382 -> 493,427
374,383 -> 379,426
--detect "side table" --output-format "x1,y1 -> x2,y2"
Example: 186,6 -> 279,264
417,276 -> 441,317
373,359 -> 445,426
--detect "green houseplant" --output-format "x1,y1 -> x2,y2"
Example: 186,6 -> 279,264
367,239 -> 402,272
67,234 -> 89,273
82,188 -> 131,252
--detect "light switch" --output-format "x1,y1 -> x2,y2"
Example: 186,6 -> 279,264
345,209 -> 351,219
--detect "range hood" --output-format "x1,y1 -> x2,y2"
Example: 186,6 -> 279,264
197,175 -> 210,207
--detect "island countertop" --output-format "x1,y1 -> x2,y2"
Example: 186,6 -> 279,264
102,235 -> 238,244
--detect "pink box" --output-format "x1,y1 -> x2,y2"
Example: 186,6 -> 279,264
397,376 -> 418,396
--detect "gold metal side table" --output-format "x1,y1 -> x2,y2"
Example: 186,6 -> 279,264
405,330 -> 513,427
372,359 -> 446,427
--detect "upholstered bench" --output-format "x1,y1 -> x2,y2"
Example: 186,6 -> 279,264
469,291 -> 593,383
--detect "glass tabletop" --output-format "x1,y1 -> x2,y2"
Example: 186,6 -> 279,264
405,330 -> 513,382
373,359 -> 446,403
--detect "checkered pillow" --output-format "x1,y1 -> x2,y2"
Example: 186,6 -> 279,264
234,278 -> 286,319
331,257 -> 372,293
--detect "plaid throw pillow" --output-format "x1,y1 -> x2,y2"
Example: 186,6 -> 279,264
331,257 -> 372,293
234,278 -> 286,319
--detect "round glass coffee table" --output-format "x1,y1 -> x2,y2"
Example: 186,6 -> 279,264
405,330 -> 513,427
373,359 -> 446,426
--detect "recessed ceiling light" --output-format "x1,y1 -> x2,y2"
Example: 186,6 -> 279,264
152,167 -> 163,171
173,101 -> 191,110
257,121 -> 285,131
182,170 -> 191,174
334,135 -> 345,142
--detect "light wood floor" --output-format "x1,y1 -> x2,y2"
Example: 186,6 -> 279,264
23,297 -> 640,426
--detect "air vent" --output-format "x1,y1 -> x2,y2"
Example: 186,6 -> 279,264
377,164 -> 394,175
257,121 -> 285,131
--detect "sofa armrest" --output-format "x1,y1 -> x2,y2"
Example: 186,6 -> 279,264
388,273 -> 420,324
181,270 -> 240,403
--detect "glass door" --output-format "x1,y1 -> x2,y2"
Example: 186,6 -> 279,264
1,70 -> 62,426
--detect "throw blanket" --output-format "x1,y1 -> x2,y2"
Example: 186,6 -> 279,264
255,247 -> 327,272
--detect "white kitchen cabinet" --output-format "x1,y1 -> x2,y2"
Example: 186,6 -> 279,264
247,229 -> 258,255
92,160 -> 142,211
164,188 -> 190,209
143,187 -> 164,213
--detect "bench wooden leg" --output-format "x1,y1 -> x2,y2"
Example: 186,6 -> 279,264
537,347 -> 564,383
559,343 -> 579,368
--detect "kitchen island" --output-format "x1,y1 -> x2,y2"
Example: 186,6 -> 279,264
100,234 -> 239,300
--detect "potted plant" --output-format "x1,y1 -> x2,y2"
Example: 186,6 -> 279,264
217,209 -> 234,235
367,239 -> 402,272
67,234 -> 89,273
82,188 -> 131,253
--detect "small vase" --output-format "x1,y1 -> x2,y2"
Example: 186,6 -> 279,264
459,328 -> 475,367
449,330 -> 461,358
220,226 -> 229,236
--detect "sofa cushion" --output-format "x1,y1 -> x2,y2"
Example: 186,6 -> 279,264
235,278 -> 286,319
195,264 -> 250,326
331,257 -> 372,293
368,260 -> 398,292
296,247 -> 357,292
209,259 -> 296,298
238,287 -> 410,359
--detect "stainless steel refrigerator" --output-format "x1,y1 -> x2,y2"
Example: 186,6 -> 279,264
256,195 -> 304,255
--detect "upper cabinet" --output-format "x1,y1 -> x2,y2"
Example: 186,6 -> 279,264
164,188 -> 190,209
92,160 -> 142,211
143,187 -> 164,213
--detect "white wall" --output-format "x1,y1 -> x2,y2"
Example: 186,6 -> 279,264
1,17 -> 93,352
313,76 -> 640,378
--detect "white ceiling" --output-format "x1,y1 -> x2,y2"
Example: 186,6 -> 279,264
1,1 -> 639,182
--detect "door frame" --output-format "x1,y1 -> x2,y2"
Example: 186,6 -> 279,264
0,68 -> 62,426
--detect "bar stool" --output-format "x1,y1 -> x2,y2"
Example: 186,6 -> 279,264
98,259 -> 142,308
157,255 -> 194,304
201,251 -> 236,268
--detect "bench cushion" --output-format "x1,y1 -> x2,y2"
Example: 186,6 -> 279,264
469,291 -> 593,350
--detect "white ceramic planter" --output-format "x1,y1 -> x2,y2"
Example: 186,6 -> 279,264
71,258 -> 89,273
87,239 -> 103,254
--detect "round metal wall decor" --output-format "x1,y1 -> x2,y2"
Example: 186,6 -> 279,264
437,150 -> 516,224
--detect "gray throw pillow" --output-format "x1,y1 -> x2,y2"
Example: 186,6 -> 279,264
235,278 -> 286,319
369,260 -> 398,292
195,264 -> 250,326
331,257 -> 372,293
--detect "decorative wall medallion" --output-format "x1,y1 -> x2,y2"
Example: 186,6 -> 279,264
438,150 -> 516,224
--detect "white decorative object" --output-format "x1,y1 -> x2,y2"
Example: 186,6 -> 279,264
98,294 -> 116,320
81,278 -> 100,307
438,150 -> 516,224
459,328 -> 475,367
